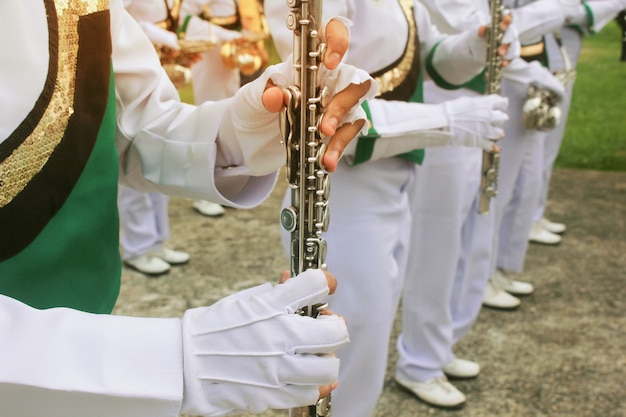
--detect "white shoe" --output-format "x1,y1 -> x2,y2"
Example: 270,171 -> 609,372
539,217 -> 566,234
482,279 -> 521,310
493,269 -> 534,296
529,222 -> 562,245
156,247 -> 190,265
124,255 -> 170,275
193,200 -> 225,217
395,375 -> 466,409
442,358 -> 480,379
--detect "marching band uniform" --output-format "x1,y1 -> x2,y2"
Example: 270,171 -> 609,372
180,0 -> 242,217
120,0 -> 192,276
483,0 -> 571,308
267,1 -> 510,416
396,0 -> 512,407
0,0 -> 374,414
533,0 -> 626,243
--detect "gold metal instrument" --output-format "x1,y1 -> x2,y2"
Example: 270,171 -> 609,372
521,30 -> 572,131
478,0 -> 504,214
219,0 -> 270,76
278,1 -> 332,416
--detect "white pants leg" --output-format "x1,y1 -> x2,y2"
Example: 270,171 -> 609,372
451,195 -> 495,343
490,78 -> 544,276
396,145 -> 480,382
535,28 -> 583,221
496,129 -> 544,272
281,158 -> 415,417
118,186 -> 169,260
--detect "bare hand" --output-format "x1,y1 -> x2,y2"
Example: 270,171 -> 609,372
478,13 -> 515,68
261,19 -> 371,173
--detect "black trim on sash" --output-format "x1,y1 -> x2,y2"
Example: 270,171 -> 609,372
369,4 -> 421,102
0,2 -> 58,162
520,38 -> 548,64
0,2 -> 112,261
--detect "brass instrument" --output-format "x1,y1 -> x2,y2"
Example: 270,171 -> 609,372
478,0 -> 504,214
219,0 -> 270,76
521,30 -> 573,131
154,0 -> 217,88
278,1 -> 331,416
521,85 -> 561,131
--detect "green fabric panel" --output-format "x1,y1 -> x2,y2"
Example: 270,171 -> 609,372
462,69 -> 487,95
0,70 -> 121,314
178,15 -> 193,36
349,70 -> 427,166
582,2 -> 596,34
396,148 -> 425,164
397,68 -> 425,165
426,40 -> 467,90
350,100 -> 379,165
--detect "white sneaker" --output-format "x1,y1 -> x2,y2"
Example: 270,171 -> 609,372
482,279 -> 521,310
124,255 -> 170,275
493,269 -> 534,296
156,247 -> 190,265
529,221 -> 562,245
442,358 -> 480,379
395,375 -> 466,409
193,200 -> 225,217
539,217 -> 566,234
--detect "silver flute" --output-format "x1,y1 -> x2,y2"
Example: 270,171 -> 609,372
478,0 -> 504,214
279,1 -> 332,416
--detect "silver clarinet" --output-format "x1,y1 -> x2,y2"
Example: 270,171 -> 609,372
279,1 -> 332,416
478,0 -> 504,214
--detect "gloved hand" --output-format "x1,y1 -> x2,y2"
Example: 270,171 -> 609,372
179,269 -> 349,417
500,13 -> 521,61
222,57 -> 375,176
502,59 -> 565,102
443,94 -> 509,152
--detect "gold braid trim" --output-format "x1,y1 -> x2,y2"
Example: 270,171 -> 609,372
0,0 -> 108,207
374,0 -> 416,97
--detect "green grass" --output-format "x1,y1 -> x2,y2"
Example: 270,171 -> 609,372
558,22 -> 626,171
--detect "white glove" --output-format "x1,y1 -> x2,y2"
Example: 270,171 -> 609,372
180,269 -> 349,417
443,94 -> 510,151
501,16 -> 521,61
502,59 -> 565,102
221,59 -> 375,176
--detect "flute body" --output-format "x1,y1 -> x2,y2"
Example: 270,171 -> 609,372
279,1 -> 332,416
478,0 -> 504,214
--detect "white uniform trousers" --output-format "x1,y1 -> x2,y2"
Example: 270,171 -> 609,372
281,157 -> 415,417
535,27 -> 583,221
396,82 -> 495,382
118,186 -> 170,260
492,79 -> 546,274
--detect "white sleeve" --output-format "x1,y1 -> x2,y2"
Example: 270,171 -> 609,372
509,0 -> 567,43
417,0 -> 488,33
110,0 -> 278,209
568,0 -> 626,33
0,294 -> 183,417
415,1 -> 487,87
341,99 -> 453,164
